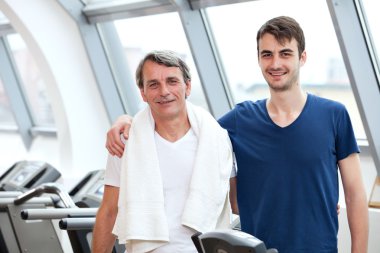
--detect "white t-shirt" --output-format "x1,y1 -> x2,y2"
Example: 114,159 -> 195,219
105,129 -> 198,253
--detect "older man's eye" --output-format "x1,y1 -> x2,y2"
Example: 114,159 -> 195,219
168,79 -> 179,85
148,83 -> 158,88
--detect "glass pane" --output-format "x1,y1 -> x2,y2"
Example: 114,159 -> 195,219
113,12 -> 209,110
361,0 -> 380,78
206,0 -> 366,139
0,78 -> 17,126
7,34 -> 55,127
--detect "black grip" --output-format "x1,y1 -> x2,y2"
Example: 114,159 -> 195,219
59,219 -> 68,230
191,232 -> 203,253
21,210 -> 28,220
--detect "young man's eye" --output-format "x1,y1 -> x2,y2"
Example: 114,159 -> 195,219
280,50 -> 294,57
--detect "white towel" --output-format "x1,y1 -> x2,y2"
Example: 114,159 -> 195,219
112,102 -> 233,253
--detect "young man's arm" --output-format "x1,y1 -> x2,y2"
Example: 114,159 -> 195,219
92,185 -> 120,253
106,115 -> 133,157
338,153 -> 369,253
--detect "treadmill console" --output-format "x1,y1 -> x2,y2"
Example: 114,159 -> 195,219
0,161 -> 61,191
70,170 -> 105,208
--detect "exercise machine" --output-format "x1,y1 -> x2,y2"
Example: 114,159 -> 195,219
192,229 -> 278,253
0,183 -> 69,253
0,160 -> 62,253
0,167 -> 97,253
0,160 -> 61,192
20,169 -> 124,253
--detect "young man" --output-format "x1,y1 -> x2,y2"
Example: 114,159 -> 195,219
105,17 -> 368,253
92,50 -> 236,253
217,16 -> 368,253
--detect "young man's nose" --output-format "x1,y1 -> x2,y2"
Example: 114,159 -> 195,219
270,54 -> 282,68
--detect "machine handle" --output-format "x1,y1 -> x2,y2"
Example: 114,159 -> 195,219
59,217 -> 96,230
0,191 -> 22,198
0,197 -> 56,208
13,183 -> 76,208
21,207 -> 98,220
191,232 -> 204,253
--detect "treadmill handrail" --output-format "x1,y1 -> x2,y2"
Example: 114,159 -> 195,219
0,197 -> 55,208
13,183 -> 76,208
0,191 -> 22,198
59,217 -> 96,230
21,207 -> 98,220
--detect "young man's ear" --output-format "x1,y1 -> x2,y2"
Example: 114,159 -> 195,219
300,51 -> 307,67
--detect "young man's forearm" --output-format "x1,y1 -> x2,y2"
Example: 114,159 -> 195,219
346,193 -> 369,253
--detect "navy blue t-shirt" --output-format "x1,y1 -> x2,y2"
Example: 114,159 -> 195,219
218,94 -> 359,253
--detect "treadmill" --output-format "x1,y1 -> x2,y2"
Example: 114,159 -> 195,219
0,160 -> 62,253
0,160 -> 61,193
20,169 -> 125,253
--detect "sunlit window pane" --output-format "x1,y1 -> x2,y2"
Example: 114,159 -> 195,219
7,34 -> 55,127
361,0 -> 380,80
113,12 -> 209,110
206,0 -> 366,139
0,78 -> 16,126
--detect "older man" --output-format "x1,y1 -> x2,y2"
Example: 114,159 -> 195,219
92,50 -> 236,253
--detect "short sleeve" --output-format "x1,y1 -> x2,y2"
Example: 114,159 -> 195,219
335,106 -> 360,161
230,152 -> 237,178
104,154 -> 121,187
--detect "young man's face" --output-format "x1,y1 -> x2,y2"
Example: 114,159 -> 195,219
258,33 -> 306,92
140,60 -> 191,121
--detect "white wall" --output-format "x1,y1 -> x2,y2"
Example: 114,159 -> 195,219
337,152 -> 379,253
0,0 -> 110,187
0,132 -> 59,172
338,207 -> 380,253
